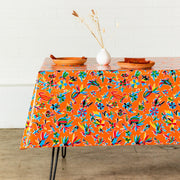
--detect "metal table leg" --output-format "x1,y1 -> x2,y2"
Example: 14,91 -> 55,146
49,147 -> 55,180
61,147 -> 67,158
49,147 -> 60,180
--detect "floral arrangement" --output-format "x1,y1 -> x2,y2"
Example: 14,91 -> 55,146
72,10 -> 104,49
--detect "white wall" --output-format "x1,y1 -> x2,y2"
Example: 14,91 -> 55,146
1,0 -> 180,127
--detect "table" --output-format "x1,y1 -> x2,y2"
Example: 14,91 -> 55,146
20,57 -> 180,180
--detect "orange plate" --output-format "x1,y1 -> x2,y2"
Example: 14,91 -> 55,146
52,57 -> 87,66
117,61 -> 155,69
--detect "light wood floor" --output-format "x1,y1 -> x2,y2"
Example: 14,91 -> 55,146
0,129 -> 180,180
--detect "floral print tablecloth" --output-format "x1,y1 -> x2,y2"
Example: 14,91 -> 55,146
20,58 -> 180,149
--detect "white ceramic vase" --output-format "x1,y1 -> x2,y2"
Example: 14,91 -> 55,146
96,48 -> 111,65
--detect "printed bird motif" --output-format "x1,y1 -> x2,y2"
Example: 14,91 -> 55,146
129,113 -> 141,125
128,113 -> 144,131
81,97 -> 93,108
57,114 -> 70,126
71,85 -> 87,103
159,79 -> 174,89
38,92 -> 53,103
143,84 -> 159,102
153,95 -> 165,107
87,79 -> 101,89
111,91 -> 126,102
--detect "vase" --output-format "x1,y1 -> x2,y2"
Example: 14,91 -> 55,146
96,48 -> 111,65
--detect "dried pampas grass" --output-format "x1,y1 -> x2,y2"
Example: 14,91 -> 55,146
72,10 -> 104,48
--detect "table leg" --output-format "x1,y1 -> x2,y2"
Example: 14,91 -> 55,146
61,147 -> 67,158
49,147 -> 60,180
49,147 -> 55,180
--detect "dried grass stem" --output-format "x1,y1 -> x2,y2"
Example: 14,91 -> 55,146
72,10 -> 104,48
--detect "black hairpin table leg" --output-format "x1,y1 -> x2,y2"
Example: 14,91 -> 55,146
61,147 -> 67,158
49,147 -> 55,180
49,147 -> 60,180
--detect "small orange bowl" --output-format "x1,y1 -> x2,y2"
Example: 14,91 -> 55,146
51,57 -> 87,66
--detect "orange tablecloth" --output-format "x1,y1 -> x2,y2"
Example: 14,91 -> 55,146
20,57 -> 180,149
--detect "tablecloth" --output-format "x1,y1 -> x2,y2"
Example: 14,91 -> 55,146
20,57 -> 180,149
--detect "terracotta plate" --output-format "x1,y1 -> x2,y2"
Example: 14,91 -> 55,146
52,57 -> 87,66
117,61 -> 155,70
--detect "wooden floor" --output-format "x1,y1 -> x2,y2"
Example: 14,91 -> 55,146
0,129 -> 180,180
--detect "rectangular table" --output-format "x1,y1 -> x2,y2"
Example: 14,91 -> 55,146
20,57 -> 180,179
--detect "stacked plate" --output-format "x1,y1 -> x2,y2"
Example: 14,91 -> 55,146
117,58 -> 155,69
50,55 -> 87,66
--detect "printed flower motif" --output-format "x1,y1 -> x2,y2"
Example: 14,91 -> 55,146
35,103 -> 45,110
169,70 -> 177,82
121,73 -> 128,78
118,109 -> 125,116
168,102 -> 176,109
66,106 -> 72,112
57,93 -> 66,103
124,137 -> 131,144
151,71 -> 159,81
129,92 -> 138,102
79,71 -> 87,81
97,71 -> 105,82
150,107 -> 159,116
96,102 -> 105,110
33,113 -> 41,121
126,131 -> 131,136
58,80 -> 67,89
53,139 -> 59,145
169,70 -> 176,76
51,103 -> 60,111
91,91 -> 96,95
78,108 -> 87,117
130,79 -> 140,88
138,104 -> 145,111
141,75 -> 149,86
49,74 -> 56,78
163,90 -> 168,95
123,102 -> 132,110
53,132 -> 60,138
97,71 -> 103,76
45,110 -> 54,118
